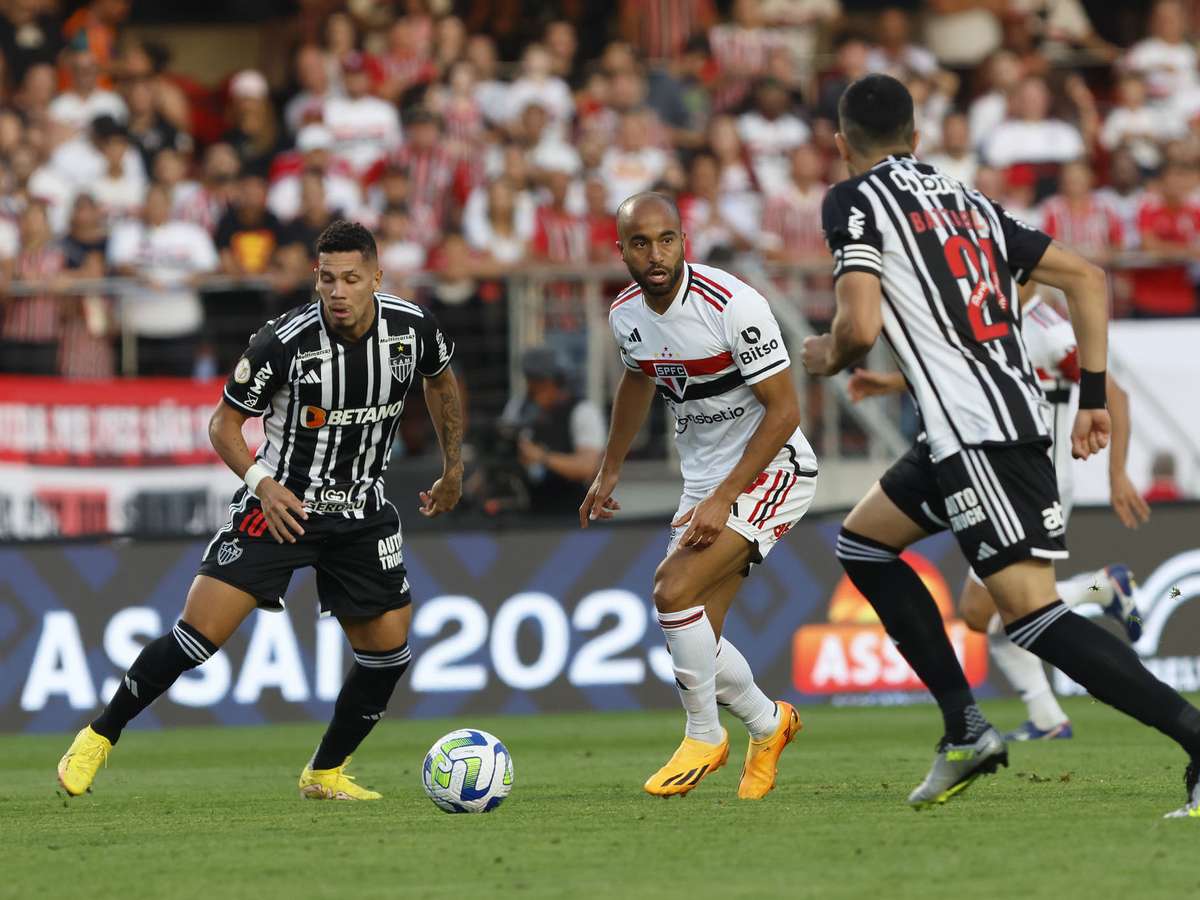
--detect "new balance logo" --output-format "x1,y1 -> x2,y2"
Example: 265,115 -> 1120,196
629,328 -> 641,343
977,542 -> 998,562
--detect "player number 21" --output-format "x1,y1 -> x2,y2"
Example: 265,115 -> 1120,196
942,235 -> 1011,343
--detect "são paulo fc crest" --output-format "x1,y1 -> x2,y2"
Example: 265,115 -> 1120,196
217,538 -> 242,566
654,362 -> 688,401
389,335 -> 416,382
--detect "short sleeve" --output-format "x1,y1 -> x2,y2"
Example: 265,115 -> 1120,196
223,322 -> 289,416
415,307 -> 455,377
992,201 -> 1052,283
724,288 -> 790,386
821,181 -> 883,281
609,310 -> 642,372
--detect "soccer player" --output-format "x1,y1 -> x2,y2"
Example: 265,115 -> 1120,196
57,220 -> 463,800
847,281 -> 1150,741
802,74 -> 1200,818
580,192 -> 818,799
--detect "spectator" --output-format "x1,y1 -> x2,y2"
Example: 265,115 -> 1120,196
1123,0 -> 1196,106
172,142 -> 239,235
114,38 -> 192,136
544,19 -> 583,87
758,0 -> 840,87
1131,160 -> 1200,317
645,36 -> 713,150
760,144 -> 827,262
1095,149 -> 1145,249
505,44 -> 574,127
223,69 -> 284,173
532,168 -> 590,360
599,108 -> 670,211
465,33 -> 510,127
50,113 -> 146,193
708,0 -> 788,112
431,61 -> 486,155
1101,73 -> 1178,173
267,123 -> 362,223
58,193 -> 115,378
737,78 -> 810,193
584,174 -> 621,263
816,34 -> 870,125
16,62 -> 57,125
275,171 -> 337,307
868,7 -> 939,79
48,47 -> 127,134
323,52 -> 402,177
967,50 -> 1023,151
679,150 -> 755,260
1143,451 -> 1184,503
465,178 -> 532,268
107,182 -> 216,376
982,76 -> 1085,172
924,0 -> 1003,68
90,118 -> 145,224
906,72 -> 954,154
365,163 -> 440,245
284,44 -> 336,135
0,1 -> 63,88
377,204 -> 426,294
377,15 -> 436,105
387,109 -> 468,227
121,70 -> 192,173
1040,160 -> 1123,262
62,0 -> 131,84
433,15 -> 468,76
708,113 -> 759,206
0,201 -> 67,375
926,112 -> 977,186
619,0 -> 716,64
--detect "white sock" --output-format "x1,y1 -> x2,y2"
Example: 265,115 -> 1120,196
659,606 -> 723,744
1058,569 -> 1112,608
986,613 -> 1068,730
715,638 -> 779,741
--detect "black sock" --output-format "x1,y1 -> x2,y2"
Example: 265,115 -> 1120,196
311,644 -> 411,770
1008,601 -> 1200,758
92,620 -> 217,744
838,528 -> 986,742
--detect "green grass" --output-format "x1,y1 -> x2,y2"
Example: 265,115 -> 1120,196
5,698 -> 1199,900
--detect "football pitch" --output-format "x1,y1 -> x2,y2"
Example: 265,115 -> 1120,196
6,697 -> 1198,900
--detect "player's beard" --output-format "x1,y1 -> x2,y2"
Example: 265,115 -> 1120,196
638,255 -> 685,298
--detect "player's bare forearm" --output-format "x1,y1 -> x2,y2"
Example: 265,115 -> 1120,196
710,370 -> 801,505
1030,241 -> 1109,373
804,272 -> 883,375
424,369 -> 464,478
209,401 -> 256,479
599,368 -> 656,475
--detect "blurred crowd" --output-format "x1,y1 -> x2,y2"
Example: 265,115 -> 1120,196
3,0 -> 1200,390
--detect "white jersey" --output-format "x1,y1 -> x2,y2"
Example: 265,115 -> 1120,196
1020,293 -> 1079,513
609,262 -> 817,495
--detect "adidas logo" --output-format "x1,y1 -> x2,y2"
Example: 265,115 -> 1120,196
630,328 -> 641,343
298,368 -> 322,385
977,542 -> 998,562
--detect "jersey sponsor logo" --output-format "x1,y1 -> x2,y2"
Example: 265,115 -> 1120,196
653,362 -> 688,402
378,532 -> 403,570
675,406 -> 744,434
741,326 -> 761,344
296,348 -> 332,363
887,167 -> 960,199
389,334 -> 416,382
847,206 -> 866,240
306,487 -> 367,514
217,538 -> 242,566
244,362 -> 274,409
234,357 -> 252,384
1041,501 -> 1066,537
945,487 -> 987,532
739,337 -> 780,366
302,400 -> 406,428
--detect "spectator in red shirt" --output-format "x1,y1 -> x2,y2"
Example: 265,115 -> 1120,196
584,175 -> 620,264
1040,160 -> 1123,262
1132,160 -> 1200,316
1143,451 -> 1184,503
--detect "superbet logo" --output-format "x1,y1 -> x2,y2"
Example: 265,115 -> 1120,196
792,552 -> 987,695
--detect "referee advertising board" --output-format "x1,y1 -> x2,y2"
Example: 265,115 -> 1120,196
3,505 -> 1198,733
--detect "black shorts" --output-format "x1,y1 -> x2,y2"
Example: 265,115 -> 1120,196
197,487 -> 412,617
879,441 -> 1067,578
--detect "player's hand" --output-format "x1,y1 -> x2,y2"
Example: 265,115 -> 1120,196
1071,408 -> 1111,460
672,493 -> 728,550
257,478 -> 308,544
847,369 -> 899,402
801,334 -> 834,376
580,468 -> 621,528
1109,470 -> 1151,529
419,468 -> 462,518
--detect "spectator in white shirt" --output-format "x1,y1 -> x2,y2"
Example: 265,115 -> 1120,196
1095,149 -> 1146,249
983,76 -> 1085,169
323,52 -> 402,177
1123,0 -> 1197,105
505,43 -> 574,128
1101,73 -> 1180,172
466,34 -> 511,126
679,150 -> 757,260
737,78 -> 810,193
47,47 -> 126,135
107,182 -> 218,376
598,108 -> 670,211
868,7 -> 939,78
968,49 -> 1023,151
464,177 -> 533,267
267,124 -> 363,222
926,112 -> 979,187
284,44 -> 338,135
90,118 -> 145,224
49,113 -> 148,193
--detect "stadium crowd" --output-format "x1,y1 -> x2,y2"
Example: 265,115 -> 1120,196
1,0 -> 1200,392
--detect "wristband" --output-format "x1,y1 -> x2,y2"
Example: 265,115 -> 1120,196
1078,369 -> 1106,409
244,462 -> 270,496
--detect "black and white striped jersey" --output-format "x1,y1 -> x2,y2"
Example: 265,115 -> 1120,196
222,292 -> 454,516
822,153 -> 1054,462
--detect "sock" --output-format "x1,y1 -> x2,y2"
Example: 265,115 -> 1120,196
1008,601 -> 1200,757
1058,570 -> 1112,608
715,638 -> 779,741
659,606 -> 722,744
986,613 -> 1068,730
92,620 -> 217,744
311,644 -> 411,770
837,528 -> 988,742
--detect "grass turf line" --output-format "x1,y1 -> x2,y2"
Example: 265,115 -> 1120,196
4,696 -> 1199,900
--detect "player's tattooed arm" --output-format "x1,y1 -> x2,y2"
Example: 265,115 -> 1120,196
420,368 -> 464,517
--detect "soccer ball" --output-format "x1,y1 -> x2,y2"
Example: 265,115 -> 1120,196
421,728 -> 514,813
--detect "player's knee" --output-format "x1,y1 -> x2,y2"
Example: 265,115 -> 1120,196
651,566 -> 691,613
959,582 -> 995,633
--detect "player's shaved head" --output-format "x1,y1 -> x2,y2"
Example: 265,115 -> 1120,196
615,192 -> 687,302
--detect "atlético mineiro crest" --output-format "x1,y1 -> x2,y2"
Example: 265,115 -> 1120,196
654,362 -> 688,401
217,539 -> 242,566
390,335 -> 416,382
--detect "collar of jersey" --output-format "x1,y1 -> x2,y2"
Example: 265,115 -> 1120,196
642,262 -> 691,319
872,153 -> 915,170
317,293 -> 381,346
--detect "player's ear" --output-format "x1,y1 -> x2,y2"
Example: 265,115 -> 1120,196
911,128 -> 920,155
834,132 -> 850,162
373,264 -> 382,290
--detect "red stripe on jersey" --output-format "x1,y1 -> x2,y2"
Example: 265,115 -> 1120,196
636,351 -> 733,377
611,289 -> 642,311
692,270 -> 732,298
747,471 -> 784,526
615,282 -> 640,300
688,287 -> 724,312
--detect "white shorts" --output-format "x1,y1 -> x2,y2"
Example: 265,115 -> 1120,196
668,468 -> 818,569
